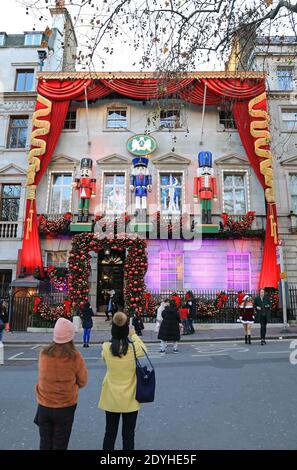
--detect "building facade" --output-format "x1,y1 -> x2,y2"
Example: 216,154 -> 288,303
0,5 -> 77,298
228,36 -> 297,284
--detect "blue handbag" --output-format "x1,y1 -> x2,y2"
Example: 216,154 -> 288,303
131,341 -> 155,403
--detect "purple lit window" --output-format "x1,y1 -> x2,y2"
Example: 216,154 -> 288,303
227,252 -> 251,291
160,252 -> 183,291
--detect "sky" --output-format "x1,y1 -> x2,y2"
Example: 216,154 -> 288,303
0,0 -> 221,71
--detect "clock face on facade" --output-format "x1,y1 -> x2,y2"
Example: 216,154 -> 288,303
127,134 -> 157,156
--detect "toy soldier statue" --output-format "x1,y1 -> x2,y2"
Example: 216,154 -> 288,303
73,158 -> 96,222
130,157 -> 152,211
194,151 -> 217,224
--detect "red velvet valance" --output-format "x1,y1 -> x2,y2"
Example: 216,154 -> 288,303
20,75 -> 278,288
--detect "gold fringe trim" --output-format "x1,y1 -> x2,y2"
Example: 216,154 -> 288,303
249,92 -> 275,204
26,94 -> 52,238
249,92 -> 277,244
36,71 -> 266,80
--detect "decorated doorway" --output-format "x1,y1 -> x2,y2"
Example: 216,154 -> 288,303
97,249 -> 125,311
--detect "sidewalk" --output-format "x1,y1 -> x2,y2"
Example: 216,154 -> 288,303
3,324 -> 297,344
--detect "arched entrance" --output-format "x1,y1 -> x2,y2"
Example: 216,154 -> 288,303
68,233 -> 148,315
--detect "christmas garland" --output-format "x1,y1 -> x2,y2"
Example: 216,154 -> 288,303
44,266 -> 69,292
68,233 -> 148,315
221,211 -> 255,234
38,212 -> 72,235
151,212 -> 191,238
33,297 -> 72,322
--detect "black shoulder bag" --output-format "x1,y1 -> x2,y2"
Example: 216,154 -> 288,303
130,340 -> 155,403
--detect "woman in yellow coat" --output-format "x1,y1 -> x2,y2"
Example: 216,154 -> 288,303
99,311 -> 147,450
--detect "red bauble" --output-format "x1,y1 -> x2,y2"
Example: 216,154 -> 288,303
134,281 -> 138,285
133,303 -> 137,308
130,297 -> 135,302
135,297 -> 139,302
138,288 -> 142,291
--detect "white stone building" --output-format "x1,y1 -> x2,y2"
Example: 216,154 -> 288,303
0,5 -> 77,298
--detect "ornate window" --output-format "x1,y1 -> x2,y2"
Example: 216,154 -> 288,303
289,173 -> 297,213
277,67 -> 294,90
0,184 -> 21,221
160,109 -> 181,129
103,173 -> 126,213
7,116 -> 28,149
160,173 -> 182,214
49,173 -> 72,213
45,251 -> 68,268
106,108 -> 127,129
15,70 -> 34,92
227,253 -> 251,291
223,172 -> 247,214
160,252 -> 184,291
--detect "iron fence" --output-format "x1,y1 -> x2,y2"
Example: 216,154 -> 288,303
145,289 -> 283,324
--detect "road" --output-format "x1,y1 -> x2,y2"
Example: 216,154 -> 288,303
1,340 -> 297,450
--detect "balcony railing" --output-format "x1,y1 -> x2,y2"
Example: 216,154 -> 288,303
0,221 -> 21,239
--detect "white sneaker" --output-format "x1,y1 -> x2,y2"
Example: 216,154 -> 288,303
173,348 -> 178,354
160,349 -> 165,354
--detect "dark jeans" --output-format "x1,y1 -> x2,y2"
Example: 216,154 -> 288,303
103,411 -> 138,450
83,328 -> 91,344
260,316 -> 268,340
34,404 -> 77,450
188,318 -> 195,334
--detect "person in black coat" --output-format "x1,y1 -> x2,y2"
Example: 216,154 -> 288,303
158,300 -> 181,354
105,290 -> 118,321
254,288 -> 271,345
81,301 -> 94,347
0,301 -> 8,342
186,294 -> 197,334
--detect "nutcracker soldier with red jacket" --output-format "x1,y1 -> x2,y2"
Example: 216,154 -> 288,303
73,158 -> 96,222
194,151 -> 217,224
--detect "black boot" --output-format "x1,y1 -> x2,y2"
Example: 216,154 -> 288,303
248,335 -> 251,345
245,335 -> 248,344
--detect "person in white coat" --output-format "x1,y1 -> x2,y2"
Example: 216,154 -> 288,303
155,299 -> 169,333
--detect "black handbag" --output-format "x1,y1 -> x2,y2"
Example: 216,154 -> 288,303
131,341 -> 155,403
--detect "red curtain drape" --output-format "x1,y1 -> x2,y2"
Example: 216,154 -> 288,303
20,100 -> 70,275
20,76 -> 277,288
233,100 -> 279,288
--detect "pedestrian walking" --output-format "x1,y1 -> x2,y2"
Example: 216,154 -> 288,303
131,310 -> 144,336
179,302 -> 191,335
158,300 -> 181,354
185,291 -> 196,334
155,299 -> 169,333
105,289 -> 118,321
34,318 -> 88,450
81,301 -> 94,347
0,300 -> 9,342
99,312 -> 147,450
254,288 -> 271,345
239,295 -> 255,344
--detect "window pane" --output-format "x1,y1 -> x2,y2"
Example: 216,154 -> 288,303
2,185 -> 21,197
234,175 -> 244,187
116,175 -> 125,184
50,188 -> 61,213
107,109 -> 127,128
63,175 -> 72,185
53,175 -> 63,185
16,73 -> 26,91
18,128 -> 27,147
224,175 -> 233,186
61,187 -> 71,212
291,195 -> 297,213
161,175 -> 170,186
105,175 -> 114,185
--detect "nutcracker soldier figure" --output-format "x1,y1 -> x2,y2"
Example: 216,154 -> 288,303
130,157 -> 152,210
73,158 -> 96,222
194,151 -> 217,224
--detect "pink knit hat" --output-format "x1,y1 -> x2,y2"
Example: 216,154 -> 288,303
53,318 -> 75,344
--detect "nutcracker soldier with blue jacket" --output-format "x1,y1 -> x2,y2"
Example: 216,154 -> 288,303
194,151 -> 217,224
130,157 -> 152,210
73,158 -> 96,222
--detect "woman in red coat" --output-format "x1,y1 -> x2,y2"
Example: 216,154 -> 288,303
239,295 -> 255,344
